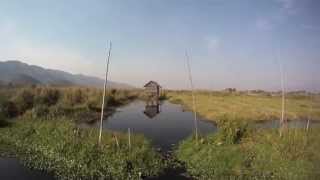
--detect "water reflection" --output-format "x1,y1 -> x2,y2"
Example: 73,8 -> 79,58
144,100 -> 161,119
100,100 -> 217,151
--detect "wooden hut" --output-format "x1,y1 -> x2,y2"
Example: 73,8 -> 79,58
144,81 -> 161,100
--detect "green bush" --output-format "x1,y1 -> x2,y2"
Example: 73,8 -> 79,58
35,88 -> 60,106
0,100 -> 19,118
12,89 -> 35,114
23,105 -> 50,119
48,103 -> 75,118
216,116 -> 249,144
0,114 -> 9,127
176,134 -> 247,179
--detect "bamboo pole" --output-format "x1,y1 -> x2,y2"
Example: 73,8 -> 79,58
278,57 -> 286,137
273,46 -> 286,137
306,92 -> 312,132
113,133 -> 119,148
185,51 -> 198,143
128,128 -> 131,150
98,42 -> 112,145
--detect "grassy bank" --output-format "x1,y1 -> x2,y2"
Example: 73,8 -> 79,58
168,91 -> 320,122
0,86 -> 142,123
0,118 -> 166,179
175,119 -> 320,179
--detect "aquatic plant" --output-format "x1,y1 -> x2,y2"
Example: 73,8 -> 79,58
0,118 -> 166,179
176,127 -> 320,179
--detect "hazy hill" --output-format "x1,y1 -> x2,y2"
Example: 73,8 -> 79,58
0,60 -> 134,89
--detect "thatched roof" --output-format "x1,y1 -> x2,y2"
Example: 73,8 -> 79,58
144,81 -> 161,88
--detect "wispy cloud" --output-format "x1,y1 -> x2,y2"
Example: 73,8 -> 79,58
301,24 -> 320,31
255,18 -> 274,31
276,0 -> 297,15
205,36 -> 220,53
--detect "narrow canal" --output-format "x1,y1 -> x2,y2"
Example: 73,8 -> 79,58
1,100 -> 319,179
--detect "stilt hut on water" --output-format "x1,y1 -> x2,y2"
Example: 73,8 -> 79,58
144,81 -> 161,99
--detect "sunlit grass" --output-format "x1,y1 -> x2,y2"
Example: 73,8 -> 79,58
168,91 -> 320,122
176,125 -> 320,179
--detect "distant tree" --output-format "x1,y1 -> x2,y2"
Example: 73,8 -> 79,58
224,88 -> 237,93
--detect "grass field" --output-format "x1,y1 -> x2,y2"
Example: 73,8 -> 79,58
168,91 -> 320,122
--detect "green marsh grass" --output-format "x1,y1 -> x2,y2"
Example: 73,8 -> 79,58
176,119 -> 320,179
0,118 -> 166,179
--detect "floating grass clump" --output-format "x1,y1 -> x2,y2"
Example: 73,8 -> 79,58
0,118 -> 166,179
176,118 -> 320,179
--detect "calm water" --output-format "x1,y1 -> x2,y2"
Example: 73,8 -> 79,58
0,157 -> 54,180
90,100 -> 217,151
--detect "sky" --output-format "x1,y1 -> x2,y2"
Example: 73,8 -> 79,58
0,0 -> 319,91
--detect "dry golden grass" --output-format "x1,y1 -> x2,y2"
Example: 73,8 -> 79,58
168,91 -> 320,122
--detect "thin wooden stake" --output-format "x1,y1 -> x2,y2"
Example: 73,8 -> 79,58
279,61 -> 286,137
128,128 -> 131,150
98,42 -> 112,145
275,49 -> 286,137
113,133 -> 119,148
306,92 -> 312,132
185,51 -> 198,143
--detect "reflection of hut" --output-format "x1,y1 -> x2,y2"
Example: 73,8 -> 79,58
144,81 -> 161,100
144,104 -> 160,119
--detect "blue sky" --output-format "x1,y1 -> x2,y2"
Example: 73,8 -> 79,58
0,0 -> 319,91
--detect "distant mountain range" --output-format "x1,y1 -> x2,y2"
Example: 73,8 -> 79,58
0,60 -> 134,89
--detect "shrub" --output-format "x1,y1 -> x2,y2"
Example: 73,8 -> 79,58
12,89 -> 35,114
23,105 -> 50,119
176,134 -> 247,179
0,114 -> 9,127
60,88 -> 87,106
216,116 -> 249,144
48,103 -> 75,118
35,88 -> 60,106
0,100 -> 19,118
